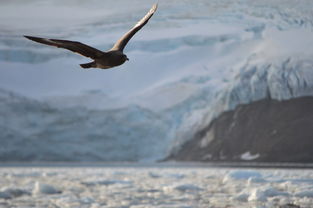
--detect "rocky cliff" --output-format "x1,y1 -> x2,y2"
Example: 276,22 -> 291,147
168,97 -> 313,163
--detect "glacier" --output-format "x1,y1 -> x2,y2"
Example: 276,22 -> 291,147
0,89 -> 172,161
1,0 -> 313,161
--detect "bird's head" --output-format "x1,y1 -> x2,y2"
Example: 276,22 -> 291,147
122,54 -> 129,61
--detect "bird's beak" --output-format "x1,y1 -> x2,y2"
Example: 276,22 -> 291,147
126,58 -> 129,61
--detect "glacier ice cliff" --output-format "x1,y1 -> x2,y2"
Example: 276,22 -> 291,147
0,89 -> 172,161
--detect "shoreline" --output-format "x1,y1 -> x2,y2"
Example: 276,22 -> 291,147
0,161 -> 313,169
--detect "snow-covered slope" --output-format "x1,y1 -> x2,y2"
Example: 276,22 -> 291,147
1,0 -> 313,161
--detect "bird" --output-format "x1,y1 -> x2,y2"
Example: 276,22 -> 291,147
24,4 -> 158,69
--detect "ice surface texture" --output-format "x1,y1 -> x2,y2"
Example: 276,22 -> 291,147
0,166 -> 312,208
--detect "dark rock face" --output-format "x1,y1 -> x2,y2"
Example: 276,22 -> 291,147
168,97 -> 313,163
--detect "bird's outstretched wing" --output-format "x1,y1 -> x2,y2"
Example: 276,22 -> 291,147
24,36 -> 105,59
110,4 -> 157,52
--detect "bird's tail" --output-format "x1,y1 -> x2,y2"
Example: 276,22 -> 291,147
80,61 -> 96,69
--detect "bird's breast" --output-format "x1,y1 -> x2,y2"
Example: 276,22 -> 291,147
95,55 -> 126,69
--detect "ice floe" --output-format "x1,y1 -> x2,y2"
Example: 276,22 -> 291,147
33,182 -> 62,195
0,187 -> 30,199
0,166 -> 312,207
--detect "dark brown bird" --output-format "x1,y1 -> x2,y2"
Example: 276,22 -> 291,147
24,4 -> 157,69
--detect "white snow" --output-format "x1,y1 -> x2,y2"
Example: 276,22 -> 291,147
0,165 -> 312,207
241,152 -> 260,161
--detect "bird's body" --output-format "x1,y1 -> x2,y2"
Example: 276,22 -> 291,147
80,50 -> 128,69
24,4 -> 157,69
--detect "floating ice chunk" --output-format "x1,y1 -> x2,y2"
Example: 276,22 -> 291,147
174,184 -> 203,192
230,170 -> 262,179
148,172 -> 162,178
12,172 -> 42,178
80,197 -> 95,204
290,179 -> 313,184
247,177 -> 267,185
0,187 -> 30,199
233,192 -> 249,202
113,171 -> 127,176
279,203 -> 301,208
0,191 -> 11,199
294,190 -> 313,198
278,181 -> 293,190
279,197 -> 294,206
223,170 -> 262,183
248,187 -> 290,202
42,172 -> 58,177
33,182 -> 61,195
82,179 -> 133,187
263,187 -> 290,197
175,184 -> 203,192
165,173 -> 185,179
240,151 -> 260,160
248,188 -> 269,202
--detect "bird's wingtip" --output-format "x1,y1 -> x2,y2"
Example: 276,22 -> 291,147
24,35 -> 44,42
152,3 -> 158,12
24,35 -> 35,40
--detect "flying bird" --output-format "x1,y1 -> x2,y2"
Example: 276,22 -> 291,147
24,4 -> 157,69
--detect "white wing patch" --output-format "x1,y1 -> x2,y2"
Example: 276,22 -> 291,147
134,4 -> 158,28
